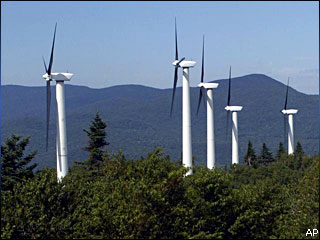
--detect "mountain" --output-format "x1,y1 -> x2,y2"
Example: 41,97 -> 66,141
1,74 -> 318,169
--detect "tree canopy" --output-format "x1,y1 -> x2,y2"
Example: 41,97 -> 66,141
1,146 -> 318,239
1,134 -> 37,191
1,120 -> 318,239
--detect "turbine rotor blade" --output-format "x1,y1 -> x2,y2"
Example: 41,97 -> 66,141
175,17 -> 178,61
202,86 -> 207,110
196,88 -> 203,116
201,35 -> 206,110
201,35 -> 204,83
48,23 -> 57,76
284,77 -> 289,110
170,67 -> 178,116
226,111 -> 230,139
283,114 -> 286,148
42,56 -> 48,73
196,36 -> 205,116
170,18 -> 183,116
46,81 -> 51,151
226,67 -> 232,139
227,66 -> 232,106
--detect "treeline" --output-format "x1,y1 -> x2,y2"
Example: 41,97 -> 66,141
1,113 -> 319,239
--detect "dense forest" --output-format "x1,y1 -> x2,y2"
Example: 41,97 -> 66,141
1,113 -> 319,239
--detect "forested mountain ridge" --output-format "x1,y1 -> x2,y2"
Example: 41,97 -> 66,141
1,74 -> 318,169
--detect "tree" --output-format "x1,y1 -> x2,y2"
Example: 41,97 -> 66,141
81,112 -> 109,169
275,142 -> 285,161
293,141 -> 304,170
243,141 -> 257,167
294,142 -> 304,155
257,143 -> 274,166
1,134 -> 37,191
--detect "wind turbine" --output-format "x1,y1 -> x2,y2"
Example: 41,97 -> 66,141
42,23 -> 73,182
281,78 -> 298,154
196,35 -> 219,170
170,18 -> 196,176
224,67 -> 243,165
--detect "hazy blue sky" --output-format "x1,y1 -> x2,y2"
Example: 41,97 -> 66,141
1,1 -> 319,94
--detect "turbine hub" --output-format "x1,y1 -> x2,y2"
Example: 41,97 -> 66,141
282,109 -> 298,115
43,72 -> 73,81
198,82 -> 219,89
172,60 -> 196,68
42,73 -> 50,81
225,106 -> 243,112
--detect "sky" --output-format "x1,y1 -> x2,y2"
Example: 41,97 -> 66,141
1,1 -> 319,94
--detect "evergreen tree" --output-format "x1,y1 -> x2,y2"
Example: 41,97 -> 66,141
294,142 -> 304,170
243,141 -> 257,167
82,112 -> 109,169
294,142 -> 304,155
257,143 -> 274,166
275,142 -> 285,161
1,134 -> 37,191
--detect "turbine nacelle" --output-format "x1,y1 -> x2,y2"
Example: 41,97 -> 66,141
225,106 -> 243,112
282,109 -> 298,115
43,72 -> 73,81
172,60 -> 196,68
198,82 -> 219,89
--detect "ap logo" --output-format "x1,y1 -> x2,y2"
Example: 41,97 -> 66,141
306,229 -> 318,237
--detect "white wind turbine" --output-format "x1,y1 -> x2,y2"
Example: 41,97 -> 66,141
170,18 -> 196,176
281,78 -> 298,154
42,23 -> 73,182
225,67 -> 243,165
196,35 -> 219,170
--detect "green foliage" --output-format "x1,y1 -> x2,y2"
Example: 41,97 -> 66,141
229,179 -> 290,239
295,141 -> 304,155
1,168 -> 68,239
293,141 -> 304,170
1,148 -> 319,239
80,111 -> 109,169
1,134 -> 37,191
257,143 -> 275,166
243,141 -> 257,167
274,156 -> 319,239
275,142 -> 286,161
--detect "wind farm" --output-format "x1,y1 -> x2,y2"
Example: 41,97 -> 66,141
1,2 -> 318,239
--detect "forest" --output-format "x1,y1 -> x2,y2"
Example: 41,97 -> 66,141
1,113 -> 319,239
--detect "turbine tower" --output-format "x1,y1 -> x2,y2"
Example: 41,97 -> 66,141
170,18 -> 196,176
42,23 -> 73,182
281,78 -> 298,154
225,67 -> 242,165
196,35 -> 219,170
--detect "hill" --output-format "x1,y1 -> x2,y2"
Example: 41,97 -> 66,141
1,74 -> 318,169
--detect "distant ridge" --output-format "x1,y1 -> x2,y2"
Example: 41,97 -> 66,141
1,74 -> 318,169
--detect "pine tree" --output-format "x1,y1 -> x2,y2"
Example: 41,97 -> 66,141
294,142 -> 304,155
294,141 -> 304,170
243,141 -> 257,167
275,142 -> 285,161
1,134 -> 37,191
257,143 -> 274,166
82,112 -> 109,169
